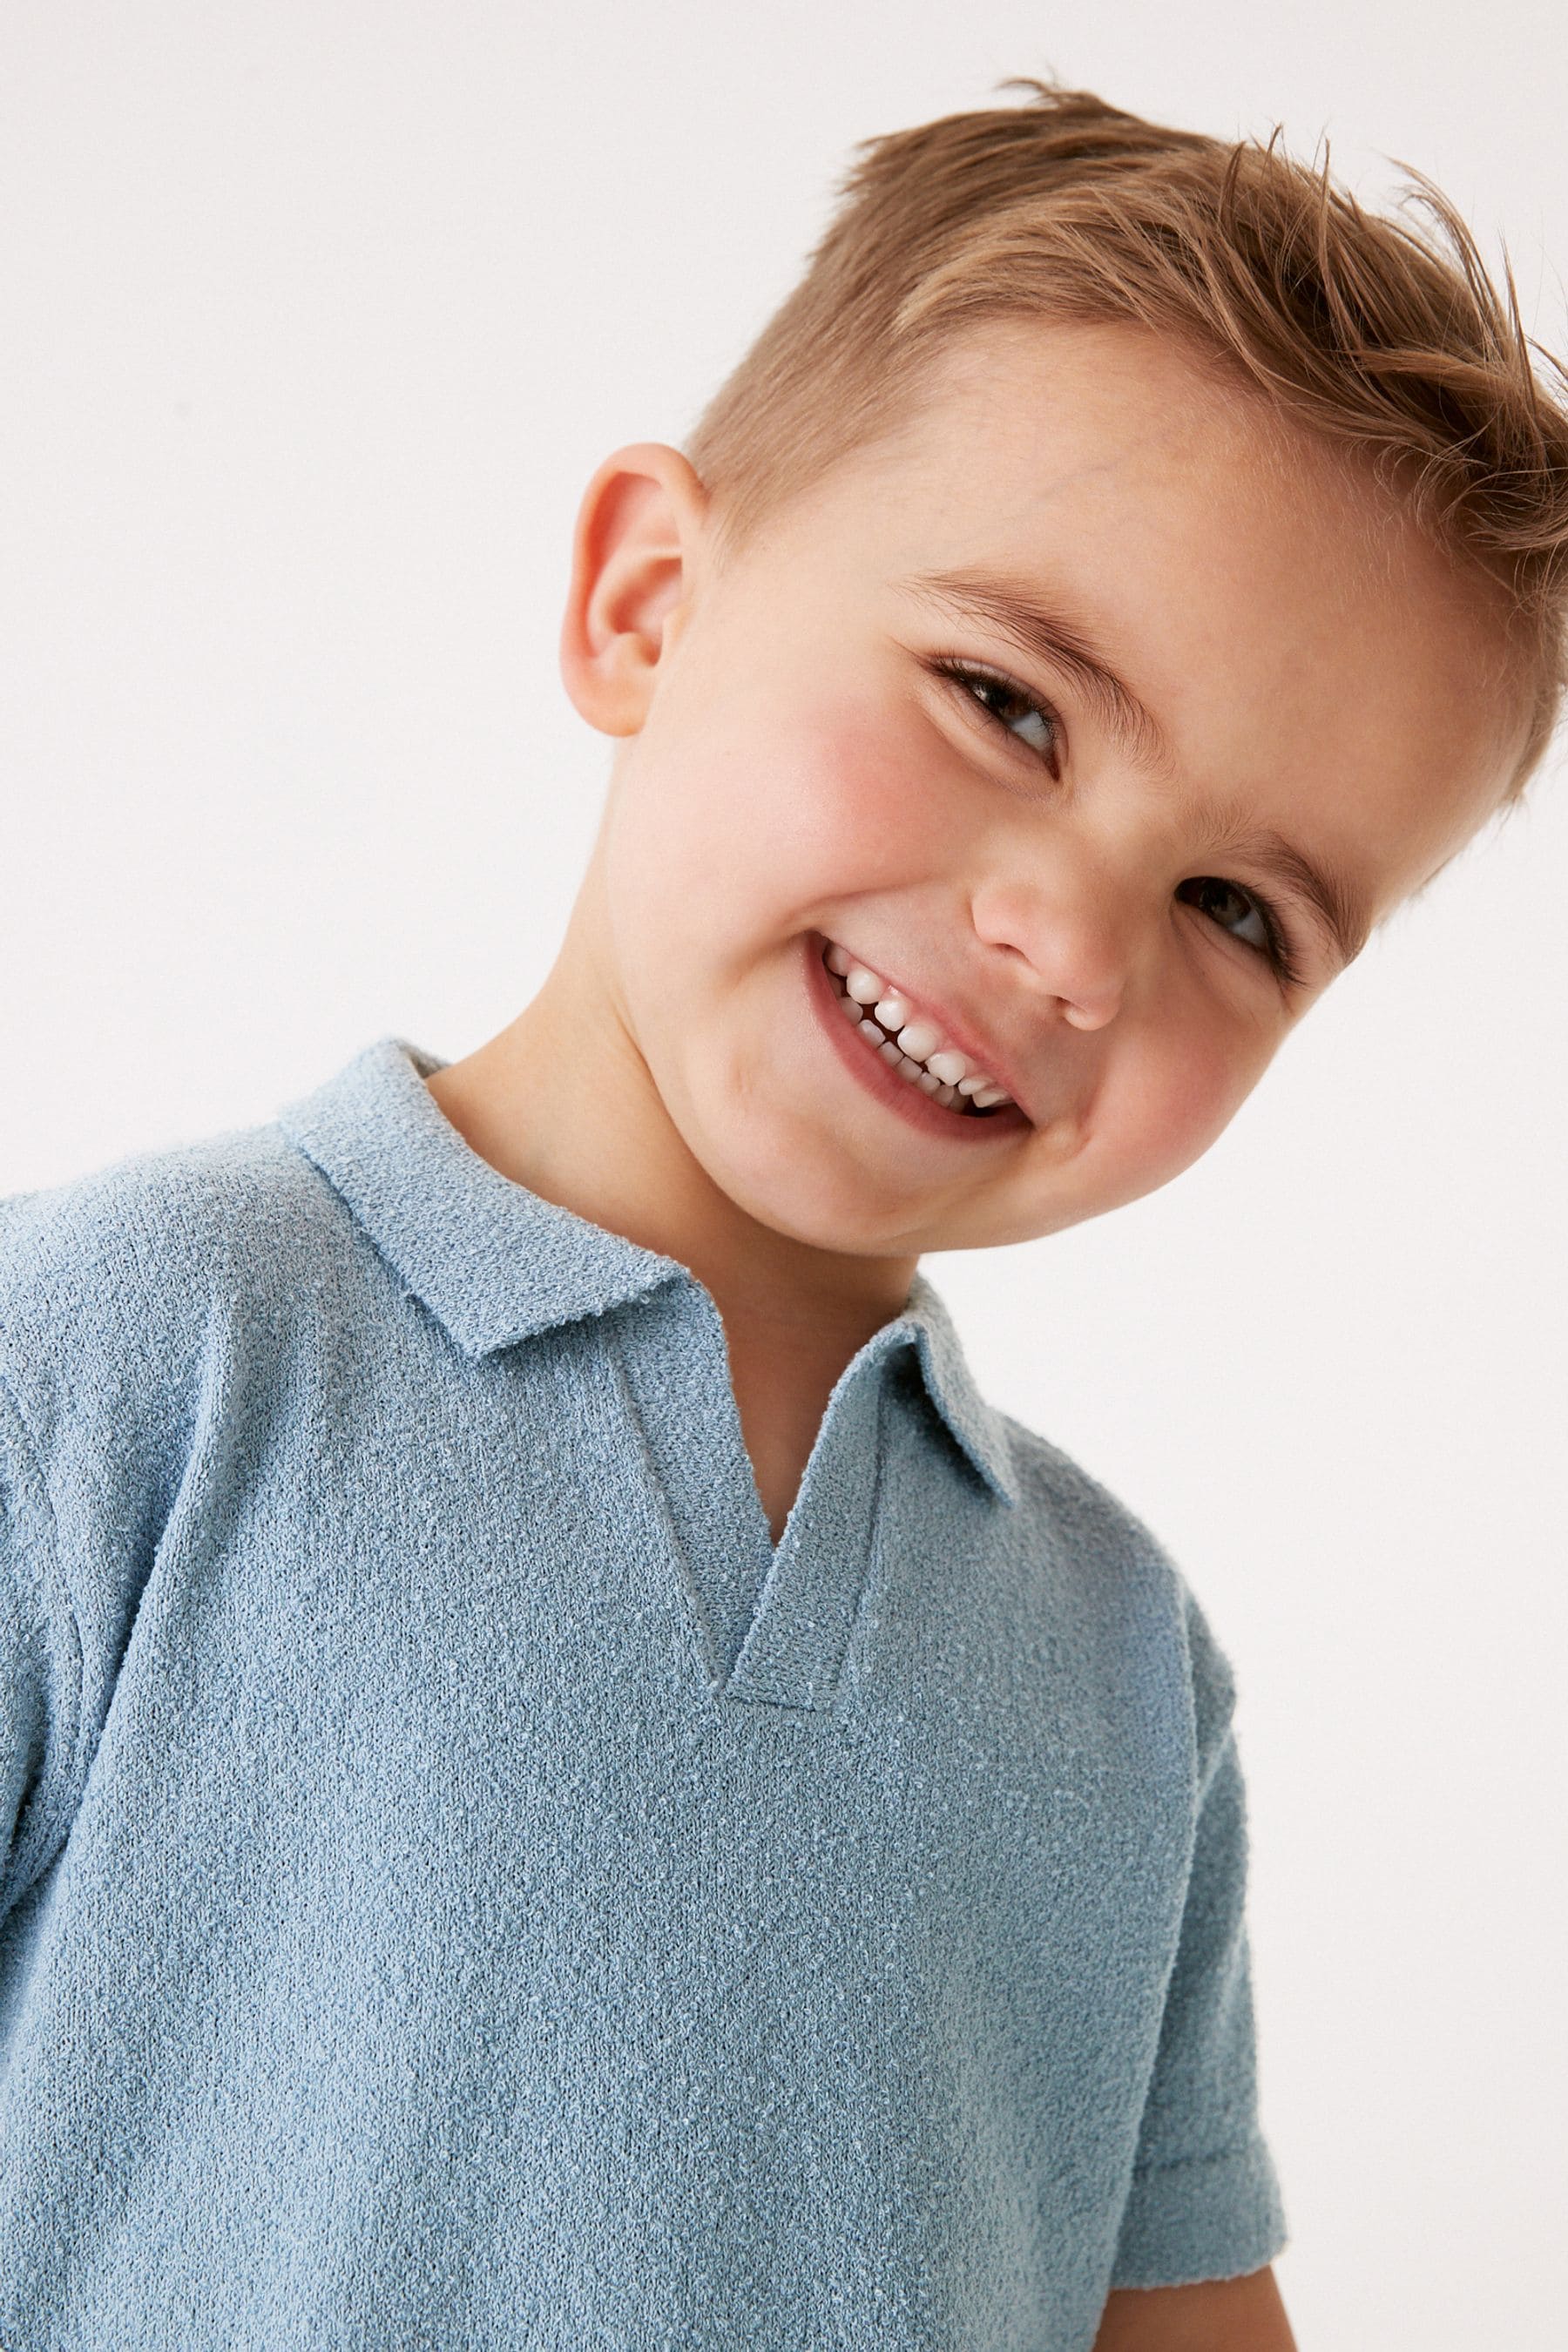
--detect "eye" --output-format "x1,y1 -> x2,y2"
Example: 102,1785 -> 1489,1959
1176,875 -> 1303,985
929,657 -> 1065,780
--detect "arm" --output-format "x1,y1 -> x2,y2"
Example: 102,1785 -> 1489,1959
1092,2264 -> 1297,2350
1105,1589 -> 1288,2301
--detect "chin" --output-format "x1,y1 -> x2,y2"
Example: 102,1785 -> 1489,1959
695,1121 -> 927,1257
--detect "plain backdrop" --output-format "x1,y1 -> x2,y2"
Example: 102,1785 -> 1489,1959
3,5 -> 1565,2344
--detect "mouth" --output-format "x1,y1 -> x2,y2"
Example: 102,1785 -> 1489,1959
806,934 -> 1033,1141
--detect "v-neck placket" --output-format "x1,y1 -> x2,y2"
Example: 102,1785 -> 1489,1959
277,1037 -> 1021,1717
608,1277 -> 897,1710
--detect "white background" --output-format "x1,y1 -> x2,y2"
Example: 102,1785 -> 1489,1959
3,5 -> 1565,2342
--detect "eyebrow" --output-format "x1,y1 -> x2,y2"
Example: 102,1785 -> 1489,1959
1203,824 -> 1373,970
901,564 -> 1171,770
900,562 -> 1372,972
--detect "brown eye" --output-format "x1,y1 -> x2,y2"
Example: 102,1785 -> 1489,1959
930,658 -> 1065,777
1177,876 -> 1271,952
1177,875 -> 1299,980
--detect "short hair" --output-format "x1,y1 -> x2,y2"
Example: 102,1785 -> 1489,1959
684,82 -> 1568,798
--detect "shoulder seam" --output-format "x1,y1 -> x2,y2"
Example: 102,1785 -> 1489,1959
0,1345 -> 87,1909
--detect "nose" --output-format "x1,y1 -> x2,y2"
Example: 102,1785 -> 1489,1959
970,864 -> 1131,1032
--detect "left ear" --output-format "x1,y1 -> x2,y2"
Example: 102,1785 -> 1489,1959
558,442 -> 711,738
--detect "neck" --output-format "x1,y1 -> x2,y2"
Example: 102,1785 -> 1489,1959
423,882 -> 916,1371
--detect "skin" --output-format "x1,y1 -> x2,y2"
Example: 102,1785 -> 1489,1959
431,317 -> 1523,1537
428,317 -> 1526,2345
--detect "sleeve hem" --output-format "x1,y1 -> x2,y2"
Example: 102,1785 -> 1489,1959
1109,2132 -> 1288,2290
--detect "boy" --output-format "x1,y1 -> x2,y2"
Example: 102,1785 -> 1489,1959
2,78 -> 1563,2351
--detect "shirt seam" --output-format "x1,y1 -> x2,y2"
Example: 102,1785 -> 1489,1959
832,1375 -> 893,1717
0,1340 -> 87,1905
1129,2129 -> 1267,2180
601,1314 -> 727,1698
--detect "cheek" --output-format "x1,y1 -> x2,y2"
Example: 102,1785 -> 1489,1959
725,685 -> 951,869
1099,1019 -> 1266,1198
808,698 -> 951,841
610,693 -> 944,957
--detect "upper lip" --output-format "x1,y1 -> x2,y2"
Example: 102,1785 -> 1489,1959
820,934 -> 1039,1124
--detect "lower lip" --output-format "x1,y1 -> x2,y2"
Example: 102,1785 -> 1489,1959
801,935 -> 1032,1146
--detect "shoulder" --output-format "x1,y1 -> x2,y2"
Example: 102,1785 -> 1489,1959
0,1113 -> 341,1341
0,1114 -> 355,1916
999,1410 -> 1239,1781
0,1112 -> 355,1469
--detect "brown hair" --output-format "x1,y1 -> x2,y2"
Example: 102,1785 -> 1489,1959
685,81 -> 1568,796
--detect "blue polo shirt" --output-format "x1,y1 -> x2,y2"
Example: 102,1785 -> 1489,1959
0,1035 -> 1286,2349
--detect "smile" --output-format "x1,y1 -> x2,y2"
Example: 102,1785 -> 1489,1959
816,937 -> 1021,1122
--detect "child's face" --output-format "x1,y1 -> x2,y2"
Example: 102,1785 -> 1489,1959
577,320 -> 1525,1260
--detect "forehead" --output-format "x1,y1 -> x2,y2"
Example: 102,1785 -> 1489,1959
765,317 -> 1526,924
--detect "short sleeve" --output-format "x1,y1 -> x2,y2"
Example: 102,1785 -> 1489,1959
1109,1711 -> 1288,2288
0,1366 -> 80,1932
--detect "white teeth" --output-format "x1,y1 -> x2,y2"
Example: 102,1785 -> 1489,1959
824,940 -> 1018,1119
874,997 -> 970,1085
895,1020 -> 942,1063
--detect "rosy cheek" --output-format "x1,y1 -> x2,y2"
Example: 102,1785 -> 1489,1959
1119,1041 -> 1249,1193
1183,1051 -> 1258,1156
787,693 -> 955,847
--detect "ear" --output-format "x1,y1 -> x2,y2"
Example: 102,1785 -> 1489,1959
558,443 -> 712,737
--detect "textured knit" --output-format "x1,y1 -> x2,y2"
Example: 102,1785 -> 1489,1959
0,1034 -> 1285,2350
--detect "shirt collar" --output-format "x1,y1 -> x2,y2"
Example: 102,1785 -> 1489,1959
277,1034 -> 1017,1506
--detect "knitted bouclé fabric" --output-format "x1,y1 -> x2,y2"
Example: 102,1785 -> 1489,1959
0,1035 -> 1286,2349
